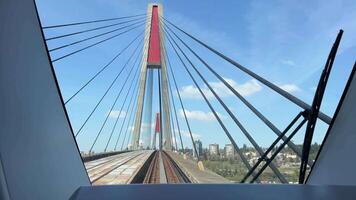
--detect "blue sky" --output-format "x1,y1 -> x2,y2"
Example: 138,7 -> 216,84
36,0 -> 356,153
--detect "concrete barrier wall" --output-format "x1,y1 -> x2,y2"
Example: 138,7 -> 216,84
82,151 -> 131,162
0,1 -> 90,199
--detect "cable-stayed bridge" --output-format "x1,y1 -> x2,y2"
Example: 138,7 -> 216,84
1,1 -> 356,200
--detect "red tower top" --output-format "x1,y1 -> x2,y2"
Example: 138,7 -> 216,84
155,113 -> 160,133
147,5 -> 161,67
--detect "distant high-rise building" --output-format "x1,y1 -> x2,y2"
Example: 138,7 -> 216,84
225,144 -> 235,158
209,144 -> 219,155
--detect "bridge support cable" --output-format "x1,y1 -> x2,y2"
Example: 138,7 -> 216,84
164,49 -> 199,159
161,16 -> 332,125
49,20 -> 146,52
299,30 -> 343,184
124,126 -> 134,150
162,22 -> 311,166
90,48 -> 140,152
158,69 -> 164,150
144,69 -> 154,149
125,135 -> 132,150
163,44 -> 185,152
120,90 -> 139,151
45,16 -> 148,41
164,26 -> 287,183
167,83 -> 185,151
250,116 -> 308,183
51,24 -> 145,62
168,83 -> 185,152
75,41 -> 142,137
42,14 -> 146,29
169,104 -> 178,151
64,33 -> 143,104
130,17 -> 153,149
110,54 -> 145,151
113,38 -> 149,150
169,108 -> 179,151
161,55 -> 179,151
109,71 -> 140,152
115,14 -> 153,152
241,111 -> 305,183
89,52 -> 142,153
109,46 -> 147,150
165,30 -> 259,181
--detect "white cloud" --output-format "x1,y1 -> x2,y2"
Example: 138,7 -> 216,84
278,84 -> 301,93
281,59 -> 296,66
179,78 -> 262,99
179,85 -> 202,99
179,109 -> 224,122
108,110 -> 126,118
212,78 -> 262,97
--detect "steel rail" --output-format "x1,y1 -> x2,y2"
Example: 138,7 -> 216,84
143,151 -> 160,183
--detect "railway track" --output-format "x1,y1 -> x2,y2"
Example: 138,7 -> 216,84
142,151 -> 190,183
143,150 -> 160,183
162,151 -> 190,183
85,150 -> 190,184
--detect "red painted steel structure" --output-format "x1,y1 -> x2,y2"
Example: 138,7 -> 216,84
155,113 -> 160,133
147,5 -> 161,67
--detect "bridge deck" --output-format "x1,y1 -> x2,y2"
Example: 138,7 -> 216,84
167,151 -> 230,183
85,150 -> 154,185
